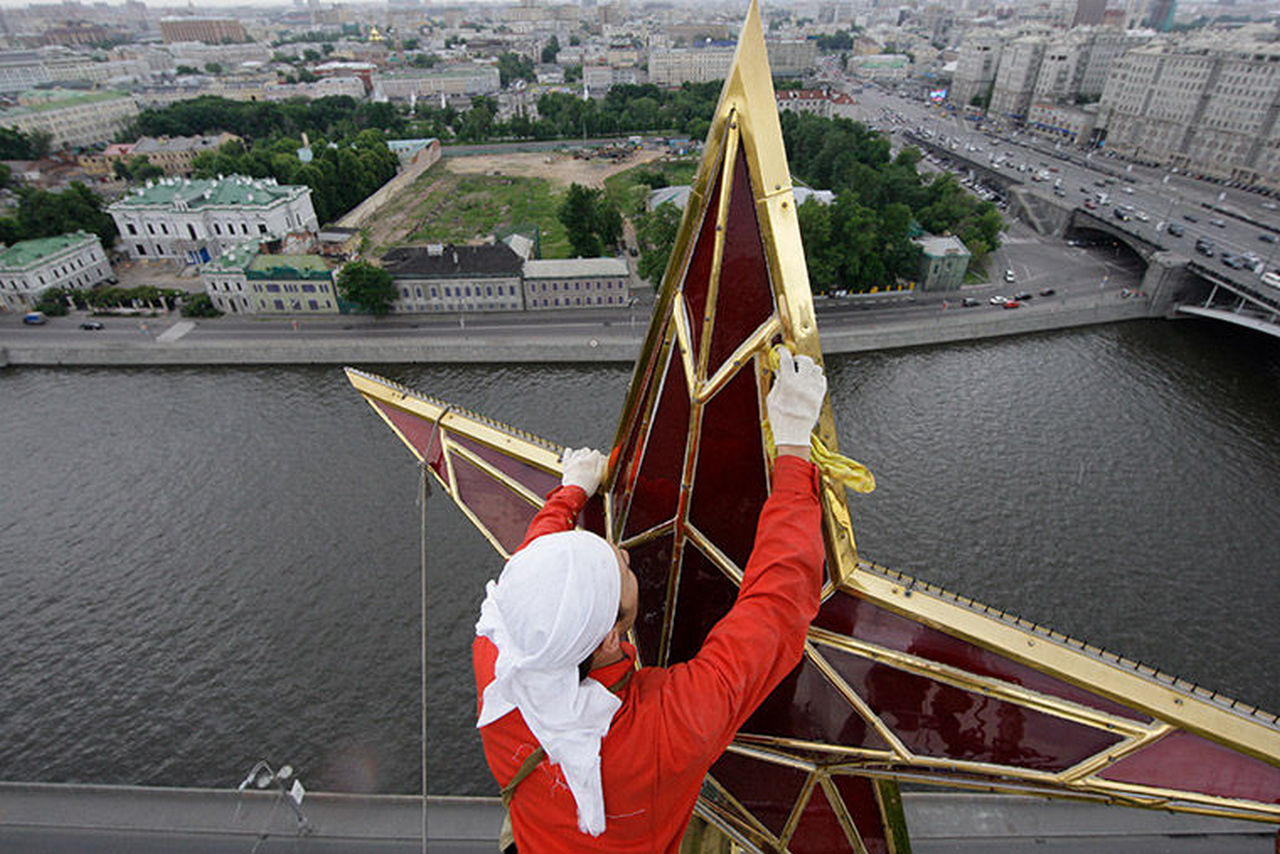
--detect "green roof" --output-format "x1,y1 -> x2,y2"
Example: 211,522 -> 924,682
247,253 -> 332,280
202,241 -> 259,273
0,232 -> 96,270
2,90 -> 133,116
109,175 -> 306,211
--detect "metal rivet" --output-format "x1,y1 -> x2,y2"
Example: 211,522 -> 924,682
781,201 -> 788,208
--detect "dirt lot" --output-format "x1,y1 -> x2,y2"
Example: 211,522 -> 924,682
445,147 -> 666,189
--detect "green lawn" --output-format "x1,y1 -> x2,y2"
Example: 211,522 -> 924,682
369,164 -> 573,259
603,157 -> 700,217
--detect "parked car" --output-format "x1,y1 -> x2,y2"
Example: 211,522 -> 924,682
1259,233 -> 1277,243
1004,269 -> 1016,283
989,294 -> 1006,305
961,297 -> 981,307
1184,214 -> 1199,222
22,311 -> 47,325
1002,299 -> 1022,309
80,320 -> 104,330
1167,223 -> 1185,237
1210,219 -> 1227,228
1014,291 -> 1032,301
1039,287 -> 1057,296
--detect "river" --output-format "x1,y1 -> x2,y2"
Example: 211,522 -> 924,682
0,318 -> 1277,797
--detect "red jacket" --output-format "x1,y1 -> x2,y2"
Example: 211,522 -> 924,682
474,455 -> 823,852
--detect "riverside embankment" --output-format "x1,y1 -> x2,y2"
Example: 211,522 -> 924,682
0,296 -> 1161,367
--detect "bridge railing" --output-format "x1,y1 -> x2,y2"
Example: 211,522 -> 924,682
1186,260 -> 1280,314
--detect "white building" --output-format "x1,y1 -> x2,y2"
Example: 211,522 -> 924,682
0,51 -> 50,94
0,89 -> 139,150
1100,34 -> 1280,186
0,232 -> 112,311
990,37 -> 1046,123
108,175 -> 319,265
201,242 -> 338,315
648,46 -> 735,86
523,257 -> 630,310
380,243 -> 525,313
950,33 -> 1003,108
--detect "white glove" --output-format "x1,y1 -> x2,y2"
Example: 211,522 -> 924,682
561,447 -> 607,495
767,348 -> 827,447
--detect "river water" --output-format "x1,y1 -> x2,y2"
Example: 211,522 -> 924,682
0,319 -> 1277,797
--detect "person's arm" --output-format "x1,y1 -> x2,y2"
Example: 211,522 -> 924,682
514,447 -> 606,551
653,349 -> 827,759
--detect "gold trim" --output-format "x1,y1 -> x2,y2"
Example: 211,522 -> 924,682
685,523 -> 746,587
732,734 -> 896,764
724,741 -> 819,774
700,317 -> 781,403
843,566 -> 1280,767
819,775 -> 872,854
807,626 -> 1150,737
1058,724 -> 1175,784
670,295 -> 698,396
444,438 -> 546,511
695,116 -> 739,389
776,771 -> 819,848
804,644 -> 913,757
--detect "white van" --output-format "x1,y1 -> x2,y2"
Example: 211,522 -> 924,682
1260,271 -> 1280,290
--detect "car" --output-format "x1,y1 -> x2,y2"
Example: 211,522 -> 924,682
22,311 -> 47,325
1083,199 -> 1097,210
1262,201 -> 1278,211
1039,287 -> 1056,296
1014,291 -> 1032,300
1114,209 -> 1132,221
1210,219 -> 1226,228
1004,269 -> 1016,283
1002,299 -> 1022,309
989,294 -> 1006,305
1134,211 -> 1149,222
1122,186 -> 1134,194
961,297 -> 981,307
1184,214 -> 1198,222
1167,223 -> 1185,236
80,320 -> 104,330
1260,233 -> 1277,243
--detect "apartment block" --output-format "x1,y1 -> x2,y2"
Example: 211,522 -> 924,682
0,232 -> 111,311
131,133 -> 241,176
950,34 -> 1003,108
648,45 -> 735,86
0,51 -> 50,94
990,37 -> 1046,122
108,175 -> 319,265
1100,37 -> 1280,186
374,65 -> 501,101
159,17 -> 247,45
0,90 -> 139,150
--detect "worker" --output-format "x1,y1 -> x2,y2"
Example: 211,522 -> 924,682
473,347 -> 827,852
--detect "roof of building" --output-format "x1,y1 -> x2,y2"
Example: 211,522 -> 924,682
381,243 -> 522,278
201,241 -> 258,273
247,253 -> 332,280
523,257 -> 629,278
0,231 -> 97,270
915,234 -> 970,256
132,134 -> 235,155
109,175 -> 307,211
1,90 -> 134,116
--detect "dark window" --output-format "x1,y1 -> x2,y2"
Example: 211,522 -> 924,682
187,224 -> 197,239
302,284 -> 315,293
265,284 -> 280,293
127,223 -> 137,235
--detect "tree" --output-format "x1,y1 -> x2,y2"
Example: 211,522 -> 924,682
541,35 -> 560,65
28,129 -> 52,159
337,261 -> 397,314
204,62 -> 223,74
634,202 -> 683,285
559,184 -> 601,257
497,52 -> 535,88
181,293 -> 222,318
0,127 -> 32,159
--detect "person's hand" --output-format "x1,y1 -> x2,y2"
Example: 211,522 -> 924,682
767,347 -> 826,449
561,447 -> 607,495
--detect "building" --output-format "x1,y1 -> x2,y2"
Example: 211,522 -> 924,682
201,242 -> 337,315
1028,101 -> 1098,145
0,51 -> 50,94
950,34 -> 1003,108
1033,41 -> 1085,104
1099,35 -> 1280,186
0,232 -> 111,311
108,175 -> 319,265
522,257 -> 630,310
914,235 -> 970,292
989,37 -> 1046,123
1145,0 -> 1176,32
765,39 -> 818,77
0,90 -> 139,150
159,17 -> 247,45
648,45 -> 736,86
380,243 -> 524,313
373,65 -> 501,101
130,133 -> 241,177
1072,0 -> 1107,27
582,64 -> 645,92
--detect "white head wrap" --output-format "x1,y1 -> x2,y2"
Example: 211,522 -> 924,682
475,530 -> 623,836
